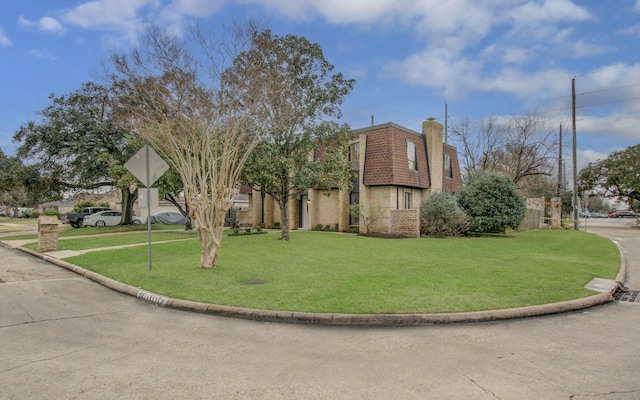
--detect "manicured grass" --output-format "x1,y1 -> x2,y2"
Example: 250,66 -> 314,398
22,230 -> 197,251
61,230 -> 620,314
4,223 -> 183,240
0,217 -> 38,233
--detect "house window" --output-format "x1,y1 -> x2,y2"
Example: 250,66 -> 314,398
349,142 -> 360,171
407,140 -> 417,171
404,191 -> 411,209
444,152 -> 453,179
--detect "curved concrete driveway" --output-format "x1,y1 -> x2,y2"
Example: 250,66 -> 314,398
1,219 -> 639,399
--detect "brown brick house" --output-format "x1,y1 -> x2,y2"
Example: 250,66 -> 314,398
237,117 -> 462,237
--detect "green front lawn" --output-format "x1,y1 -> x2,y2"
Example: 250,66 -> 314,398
60,230 -> 619,314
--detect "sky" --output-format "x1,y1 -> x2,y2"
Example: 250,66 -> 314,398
1,0 -> 639,175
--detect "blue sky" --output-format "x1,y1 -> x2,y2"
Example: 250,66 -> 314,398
1,0 -> 639,173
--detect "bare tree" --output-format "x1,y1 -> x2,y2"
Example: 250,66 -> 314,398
108,23 -> 266,269
450,113 -> 556,192
449,116 -> 504,181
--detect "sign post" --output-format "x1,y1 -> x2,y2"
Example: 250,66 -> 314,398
124,145 -> 169,270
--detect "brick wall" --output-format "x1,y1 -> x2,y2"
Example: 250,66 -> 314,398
37,216 -> 59,252
310,189 -> 340,228
390,209 -> 420,238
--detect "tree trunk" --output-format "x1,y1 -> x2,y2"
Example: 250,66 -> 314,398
279,200 -> 290,241
197,206 -> 226,269
198,227 -> 222,269
120,187 -> 138,225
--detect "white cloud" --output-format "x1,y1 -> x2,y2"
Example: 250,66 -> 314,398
169,0 -> 227,16
636,0 -> 640,12
382,48 -> 482,100
29,49 -> 57,60
507,0 -> 593,27
39,16 -> 65,35
239,0 -> 405,24
18,15 -> 66,35
502,47 -> 530,64
62,0 -> 156,43
572,40 -> 608,58
616,23 -> 640,36
18,16 -> 34,28
0,27 -> 12,47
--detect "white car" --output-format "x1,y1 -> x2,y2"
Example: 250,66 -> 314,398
83,210 -> 144,227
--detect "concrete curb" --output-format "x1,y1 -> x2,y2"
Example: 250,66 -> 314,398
10,243 -> 623,326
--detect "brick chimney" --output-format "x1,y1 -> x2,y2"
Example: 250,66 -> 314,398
422,117 -> 443,193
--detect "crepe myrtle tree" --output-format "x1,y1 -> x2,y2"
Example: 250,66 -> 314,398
239,30 -> 355,241
108,22 -> 270,268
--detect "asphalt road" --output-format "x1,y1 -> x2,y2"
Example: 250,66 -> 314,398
1,219 -> 639,399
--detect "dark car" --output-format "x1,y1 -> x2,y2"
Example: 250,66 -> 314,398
607,210 -> 639,218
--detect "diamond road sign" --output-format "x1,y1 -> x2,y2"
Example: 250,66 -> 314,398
124,145 -> 169,187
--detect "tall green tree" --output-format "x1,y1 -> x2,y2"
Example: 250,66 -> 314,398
0,149 -> 51,217
12,82 -> 141,223
578,144 -> 640,204
238,31 -> 355,240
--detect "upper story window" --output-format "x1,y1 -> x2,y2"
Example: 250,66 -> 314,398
407,140 -> 417,171
349,142 -> 360,171
444,152 -> 453,178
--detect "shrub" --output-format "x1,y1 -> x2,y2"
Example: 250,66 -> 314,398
457,172 -> 525,234
420,192 -> 469,237
255,226 -> 263,233
271,221 -> 281,229
44,208 -> 60,217
313,223 -> 324,231
30,211 -> 41,219
245,227 -> 252,233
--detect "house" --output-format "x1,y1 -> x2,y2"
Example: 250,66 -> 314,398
237,117 -> 462,237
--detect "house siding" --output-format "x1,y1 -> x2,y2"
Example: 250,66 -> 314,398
358,123 -> 430,189
442,144 -> 462,193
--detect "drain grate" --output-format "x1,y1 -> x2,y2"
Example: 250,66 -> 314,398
614,290 -> 640,303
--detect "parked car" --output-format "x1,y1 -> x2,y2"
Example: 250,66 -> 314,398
147,211 -> 187,225
60,206 -> 112,228
607,210 -> 639,218
590,212 -> 606,218
83,210 -> 144,227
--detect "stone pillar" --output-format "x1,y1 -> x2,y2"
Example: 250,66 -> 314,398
38,216 -> 59,252
551,197 -> 562,229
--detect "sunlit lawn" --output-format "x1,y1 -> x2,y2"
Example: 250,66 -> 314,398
57,229 -> 619,314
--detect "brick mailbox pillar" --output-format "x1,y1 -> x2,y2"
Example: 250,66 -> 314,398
38,216 -> 60,252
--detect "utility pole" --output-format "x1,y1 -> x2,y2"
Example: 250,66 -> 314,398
557,124 -> 562,197
572,77 -> 578,230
